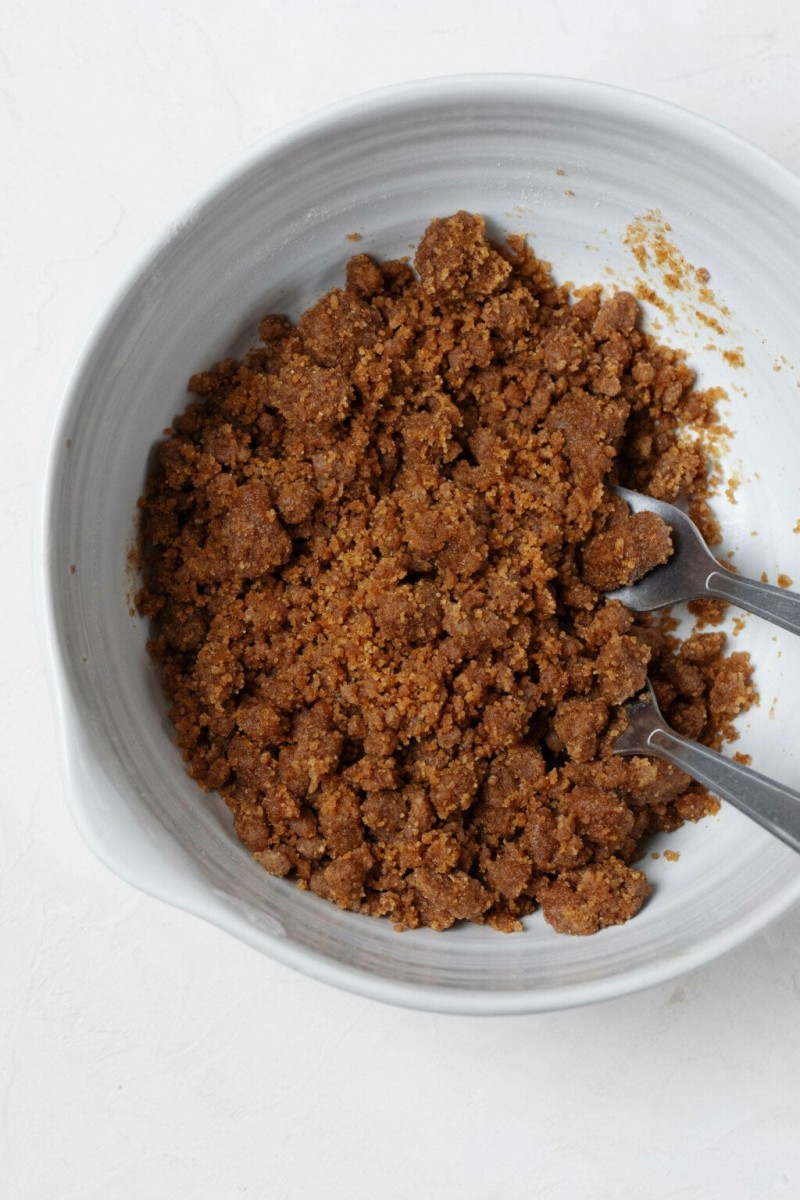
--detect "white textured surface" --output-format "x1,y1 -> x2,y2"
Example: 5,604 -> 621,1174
4,1 -> 800,1196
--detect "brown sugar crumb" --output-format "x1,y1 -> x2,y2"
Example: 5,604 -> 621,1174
724,475 -> 741,505
733,752 -> 752,766
582,511 -> 673,591
346,232 -> 362,242
136,212 -> 755,937
663,849 -> 680,862
687,597 -> 729,629
723,348 -> 745,369
536,858 -> 650,936
634,281 -> 676,321
689,497 -> 722,547
793,520 -> 800,534
695,310 -> 726,336
777,574 -> 793,589
625,209 -> 730,316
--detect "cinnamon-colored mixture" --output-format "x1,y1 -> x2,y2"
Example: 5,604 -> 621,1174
136,213 -> 754,935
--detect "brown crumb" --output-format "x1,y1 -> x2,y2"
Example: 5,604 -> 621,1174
663,849 -> 680,862
695,310 -> 726,336
346,232 -> 362,242
777,574 -> 793,589
634,281 -> 676,321
136,213 -> 755,937
688,598 -> 728,628
724,475 -> 741,505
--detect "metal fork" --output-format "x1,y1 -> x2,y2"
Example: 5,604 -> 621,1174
608,486 -> 800,636
615,681 -> 800,853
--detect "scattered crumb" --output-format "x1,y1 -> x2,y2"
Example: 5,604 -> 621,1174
769,697 -> 778,719
731,615 -> 746,637
624,210 -> 729,315
695,310 -> 726,336
564,189 -> 575,197
65,438 -> 72,449
634,281 -> 676,321
555,167 -> 566,176
650,851 -> 661,860
761,572 -> 769,583
69,564 -> 76,575
793,520 -> 800,534
663,850 -> 680,863
623,211 -> 746,366
777,573 -> 793,589
733,752 -> 752,766
346,232 -> 362,242
725,475 -> 741,505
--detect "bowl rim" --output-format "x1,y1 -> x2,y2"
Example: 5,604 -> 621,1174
36,72 -> 800,1015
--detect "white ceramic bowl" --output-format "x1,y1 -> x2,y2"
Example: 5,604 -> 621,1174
39,75 -> 800,1014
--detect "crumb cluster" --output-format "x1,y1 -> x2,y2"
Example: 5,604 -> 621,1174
137,213 -> 754,934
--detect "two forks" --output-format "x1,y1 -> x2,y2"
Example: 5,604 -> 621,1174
609,487 -> 800,854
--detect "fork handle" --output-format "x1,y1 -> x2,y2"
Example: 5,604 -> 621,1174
706,570 -> 800,637
646,726 -> 800,854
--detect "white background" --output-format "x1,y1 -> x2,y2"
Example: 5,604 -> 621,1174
3,1 -> 800,1196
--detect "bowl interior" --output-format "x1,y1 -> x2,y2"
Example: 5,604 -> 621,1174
45,77 -> 800,1012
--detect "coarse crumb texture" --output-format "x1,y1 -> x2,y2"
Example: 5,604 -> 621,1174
137,212 -> 755,936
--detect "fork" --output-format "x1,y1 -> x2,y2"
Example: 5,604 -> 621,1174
615,680 -> 800,853
608,486 -> 800,635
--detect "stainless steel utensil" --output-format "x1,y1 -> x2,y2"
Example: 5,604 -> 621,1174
615,680 -> 800,853
608,486 -> 800,636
